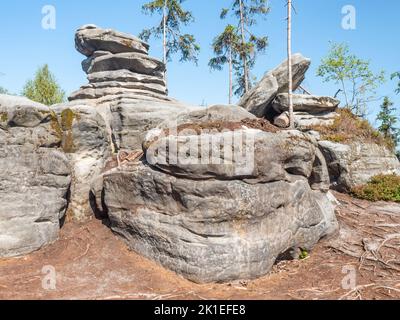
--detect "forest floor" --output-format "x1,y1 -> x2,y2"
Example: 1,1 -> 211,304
0,192 -> 399,300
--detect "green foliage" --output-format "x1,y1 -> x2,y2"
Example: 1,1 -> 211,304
139,0 -> 200,64
0,86 -> 8,94
22,65 -> 65,106
377,97 -> 399,149
299,249 -> 309,260
351,174 -> 400,202
391,72 -> 400,95
209,25 -> 241,71
220,0 -> 270,96
317,42 -> 385,118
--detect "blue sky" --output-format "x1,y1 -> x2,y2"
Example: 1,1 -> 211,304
0,0 -> 399,126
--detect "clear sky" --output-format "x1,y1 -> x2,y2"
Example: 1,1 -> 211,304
0,0 -> 399,126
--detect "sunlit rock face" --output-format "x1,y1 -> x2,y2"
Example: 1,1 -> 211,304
0,95 -> 71,257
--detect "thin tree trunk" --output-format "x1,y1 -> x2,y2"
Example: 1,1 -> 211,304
163,0 -> 168,90
229,45 -> 233,105
239,0 -> 249,94
287,0 -> 294,129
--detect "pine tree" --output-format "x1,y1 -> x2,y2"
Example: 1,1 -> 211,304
377,96 -> 399,149
22,65 -> 65,106
0,87 -> 8,94
139,0 -> 200,86
220,0 -> 269,96
209,25 -> 241,104
392,72 -> 400,94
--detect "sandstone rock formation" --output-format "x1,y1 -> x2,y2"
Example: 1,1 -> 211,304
93,114 -> 338,283
319,140 -> 400,192
0,95 -> 71,257
59,25 -> 199,220
239,54 -> 311,117
1,25 -> 341,283
71,24 -> 168,101
242,55 -> 400,190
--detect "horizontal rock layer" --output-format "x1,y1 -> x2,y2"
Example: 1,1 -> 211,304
272,94 -> 340,113
75,24 -> 149,57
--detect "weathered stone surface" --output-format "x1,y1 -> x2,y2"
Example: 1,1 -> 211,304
239,53 -> 311,117
294,111 -> 340,129
155,104 -> 256,130
319,140 -> 400,192
309,148 -> 331,192
52,104 -> 109,221
75,24 -> 149,57
69,87 -> 170,101
95,162 -> 338,283
238,75 -> 279,117
145,129 -> 317,183
109,98 -> 198,151
272,94 -> 340,113
83,52 -> 165,76
78,81 -> 167,95
88,70 -> 165,86
0,95 -> 71,257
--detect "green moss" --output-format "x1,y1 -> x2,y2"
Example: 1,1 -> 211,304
49,111 -> 63,140
351,174 -> 400,202
49,109 -> 80,153
0,112 -> 8,122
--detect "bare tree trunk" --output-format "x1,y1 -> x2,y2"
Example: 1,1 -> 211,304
239,0 -> 249,94
287,0 -> 294,129
163,0 -> 168,91
229,46 -> 233,105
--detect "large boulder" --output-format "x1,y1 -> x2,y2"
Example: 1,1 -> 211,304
272,94 -> 340,113
93,117 -> 338,283
75,24 -> 149,56
319,140 -> 400,192
239,54 -> 311,117
0,95 -> 71,257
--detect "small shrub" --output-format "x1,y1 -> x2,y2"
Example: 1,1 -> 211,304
351,174 -> 400,202
311,108 -> 395,150
299,249 -> 309,260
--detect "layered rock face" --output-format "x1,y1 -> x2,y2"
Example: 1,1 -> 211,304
0,95 -> 71,257
71,24 -> 167,101
319,141 -> 400,192
93,107 -> 339,283
59,25 -> 197,220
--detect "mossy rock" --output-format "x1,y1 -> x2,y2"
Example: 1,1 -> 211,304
49,108 -> 81,153
0,112 -> 8,123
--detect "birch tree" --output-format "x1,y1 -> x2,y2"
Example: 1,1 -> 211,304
317,42 -> 385,118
